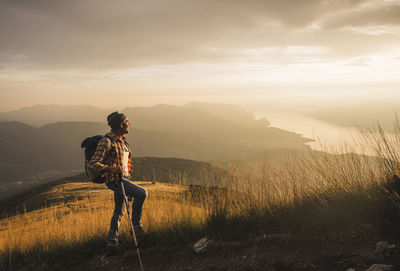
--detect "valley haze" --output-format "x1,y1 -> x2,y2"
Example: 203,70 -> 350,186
1,101 -> 397,202
0,102 -> 312,200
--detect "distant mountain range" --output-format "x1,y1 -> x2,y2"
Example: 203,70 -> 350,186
0,102 -> 269,127
0,102 -> 311,184
306,102 -> 400,131
0,104 -> 108,127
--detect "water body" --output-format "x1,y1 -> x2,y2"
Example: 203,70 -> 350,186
255,113 -> 364,154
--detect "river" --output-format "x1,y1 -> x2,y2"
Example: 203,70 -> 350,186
255,112 -> 367,154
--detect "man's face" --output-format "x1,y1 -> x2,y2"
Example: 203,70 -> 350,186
121,118 -> 131,134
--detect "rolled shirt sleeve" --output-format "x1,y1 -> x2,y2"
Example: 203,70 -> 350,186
88,137 -> 110,174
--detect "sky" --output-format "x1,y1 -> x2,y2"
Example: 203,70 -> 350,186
0,0 -> 399,112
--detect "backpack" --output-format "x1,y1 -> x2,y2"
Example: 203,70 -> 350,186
81,135 -> 115,183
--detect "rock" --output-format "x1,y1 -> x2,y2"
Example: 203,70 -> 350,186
375,241 -> 396,256
346,268 -> 356,271
365,264 -> 393,271
193,237 -> 209,254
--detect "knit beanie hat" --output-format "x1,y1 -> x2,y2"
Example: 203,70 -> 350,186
107,111 -> 127,129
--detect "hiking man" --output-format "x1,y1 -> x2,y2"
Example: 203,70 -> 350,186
88,111 -> 147,253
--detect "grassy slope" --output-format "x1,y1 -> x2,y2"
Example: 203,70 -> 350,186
3,123 -> 400,270
0,180 -> 204,270
0,156 -> 212,208
1,173 -> 400,270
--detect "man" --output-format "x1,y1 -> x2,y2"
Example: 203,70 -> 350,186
89,111 -> 147,253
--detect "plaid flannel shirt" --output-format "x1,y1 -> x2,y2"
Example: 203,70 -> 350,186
88,131 -> 133,183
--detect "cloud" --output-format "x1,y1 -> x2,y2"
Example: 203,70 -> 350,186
323,5 -> 400,29
0,0 -> 395,71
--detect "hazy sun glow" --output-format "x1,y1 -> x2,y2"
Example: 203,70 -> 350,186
0,0 -> 399,111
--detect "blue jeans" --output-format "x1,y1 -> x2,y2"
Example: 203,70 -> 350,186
106,178 -> 148,246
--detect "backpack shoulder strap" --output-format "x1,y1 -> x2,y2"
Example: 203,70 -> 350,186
104,135 -> 112,144
103,135 -> 115,160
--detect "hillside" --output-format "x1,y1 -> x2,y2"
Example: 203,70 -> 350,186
0,103 -> 305,153
123,103 -> 271,140
0,155 -> 212,202
0,107 -> 310,185
1,170 -> 400,271
0,103 -> 304,154
2,121 -> 400,270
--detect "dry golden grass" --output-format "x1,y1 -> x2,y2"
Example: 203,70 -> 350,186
1,120 -> 400,269
0,181 -> 206,264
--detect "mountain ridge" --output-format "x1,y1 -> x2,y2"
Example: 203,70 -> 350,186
0,120 -> 310,185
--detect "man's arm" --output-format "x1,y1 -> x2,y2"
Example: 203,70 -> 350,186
88,137 -> 111,174
88,137 -> 123,177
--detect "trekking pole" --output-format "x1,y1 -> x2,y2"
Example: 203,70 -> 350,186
120,180 -> 145,271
